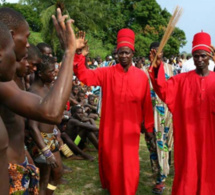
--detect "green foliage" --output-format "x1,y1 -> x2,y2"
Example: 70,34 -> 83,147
85,33 -> 112,60
135,34 -> 153,57
6,0 -> 186,59
28,31 -> 44,45
40,4 -> 60,54
0,3 -> 42,32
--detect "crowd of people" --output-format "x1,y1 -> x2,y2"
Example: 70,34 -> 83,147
86,49 -> 193,74
0,5 -> 214,195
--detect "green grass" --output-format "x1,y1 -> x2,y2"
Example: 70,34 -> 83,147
55,135 -> 174,195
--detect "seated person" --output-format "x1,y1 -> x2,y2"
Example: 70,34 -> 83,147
77,90 -> 87,107
82,85 -> 88,98
72,77 -> 80,87
84,95 -> 99,120
69,85 -> 79,106
60,106 -> 99,160
86,86 -> 93,97
58,114 -> 95,161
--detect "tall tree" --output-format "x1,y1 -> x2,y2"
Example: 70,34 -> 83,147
18,0 -> 187,58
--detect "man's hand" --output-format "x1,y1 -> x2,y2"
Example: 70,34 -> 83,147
76,31 -> 88,50
46,154 -> 59,168
82,44 -> 89,56
207,45 -> 215,62
52,8 -> 76,53
149,49 -> 162,68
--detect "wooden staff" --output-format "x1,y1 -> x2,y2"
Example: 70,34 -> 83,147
149,6 -> 183,72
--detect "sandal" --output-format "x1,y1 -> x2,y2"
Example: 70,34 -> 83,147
152,183 -> 165,194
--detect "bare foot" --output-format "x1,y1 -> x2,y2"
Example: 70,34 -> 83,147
69,155 -> 85,160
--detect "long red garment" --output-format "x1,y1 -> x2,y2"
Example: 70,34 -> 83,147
149,63 -> 215,195
74,54 -> 154,195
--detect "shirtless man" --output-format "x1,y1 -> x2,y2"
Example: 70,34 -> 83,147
27,55 -> 63,195
64,105 -> 99,151
0,7 -> 79,194
13,56 -> 35,164
1,56 -> 40,194
77,90 -> 87,106
25,44 -> 42,90
69,85 -> 79,106
84,95 -> 99,120
0,21 -> 16,195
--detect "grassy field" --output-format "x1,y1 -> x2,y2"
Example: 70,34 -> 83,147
55,135 -> 174,195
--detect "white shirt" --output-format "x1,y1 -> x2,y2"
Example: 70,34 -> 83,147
181,57 -> 215,73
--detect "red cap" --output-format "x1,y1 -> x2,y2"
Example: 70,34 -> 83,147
192,32 -> 211,53
117,28 -> 135,51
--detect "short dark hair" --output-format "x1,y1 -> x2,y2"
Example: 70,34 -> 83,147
36,55 -> 55,74
0,21 -> 12,50
78,90 -> 85,96
71,105 -> 82,116
37,42 -> 52,53
28,44 -> 42,61
88,94 -> 94,100
0,7 -> 26,31
72,85 -> 79,90
150,42 -> 160,50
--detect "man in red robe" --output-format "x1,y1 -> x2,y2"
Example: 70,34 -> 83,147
149,32 -> 215,195
74,29 -> 154,195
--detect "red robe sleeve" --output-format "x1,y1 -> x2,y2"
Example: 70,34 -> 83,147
142,80 -> 154,133
149,62 -> 179,113
74,54 -> 105,86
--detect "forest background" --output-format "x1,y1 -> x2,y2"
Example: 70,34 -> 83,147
0,0 -> 187,60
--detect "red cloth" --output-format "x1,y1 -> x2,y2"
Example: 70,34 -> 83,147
117,28 -> 135,51
192,32 -> 211,53
149,63 -> 215,195
74,54 -> 154,195
66,101 -> 70,111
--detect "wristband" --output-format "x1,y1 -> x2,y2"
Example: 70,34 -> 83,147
46,153 -> 54,159
41,146 -> 49,153
43,149 -> 53,158
47,183 -> 57,190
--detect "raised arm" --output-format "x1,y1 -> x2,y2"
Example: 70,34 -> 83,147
73,53 -> 106,87
148,49 -> 178,112
0,9 -> 76,124
73,36 -> 106,87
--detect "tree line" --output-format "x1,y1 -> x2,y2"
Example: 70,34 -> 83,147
0,0 -> 187,60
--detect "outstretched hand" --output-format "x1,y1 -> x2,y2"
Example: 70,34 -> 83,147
52,8 -> 76,53
76,31 -> 88,50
